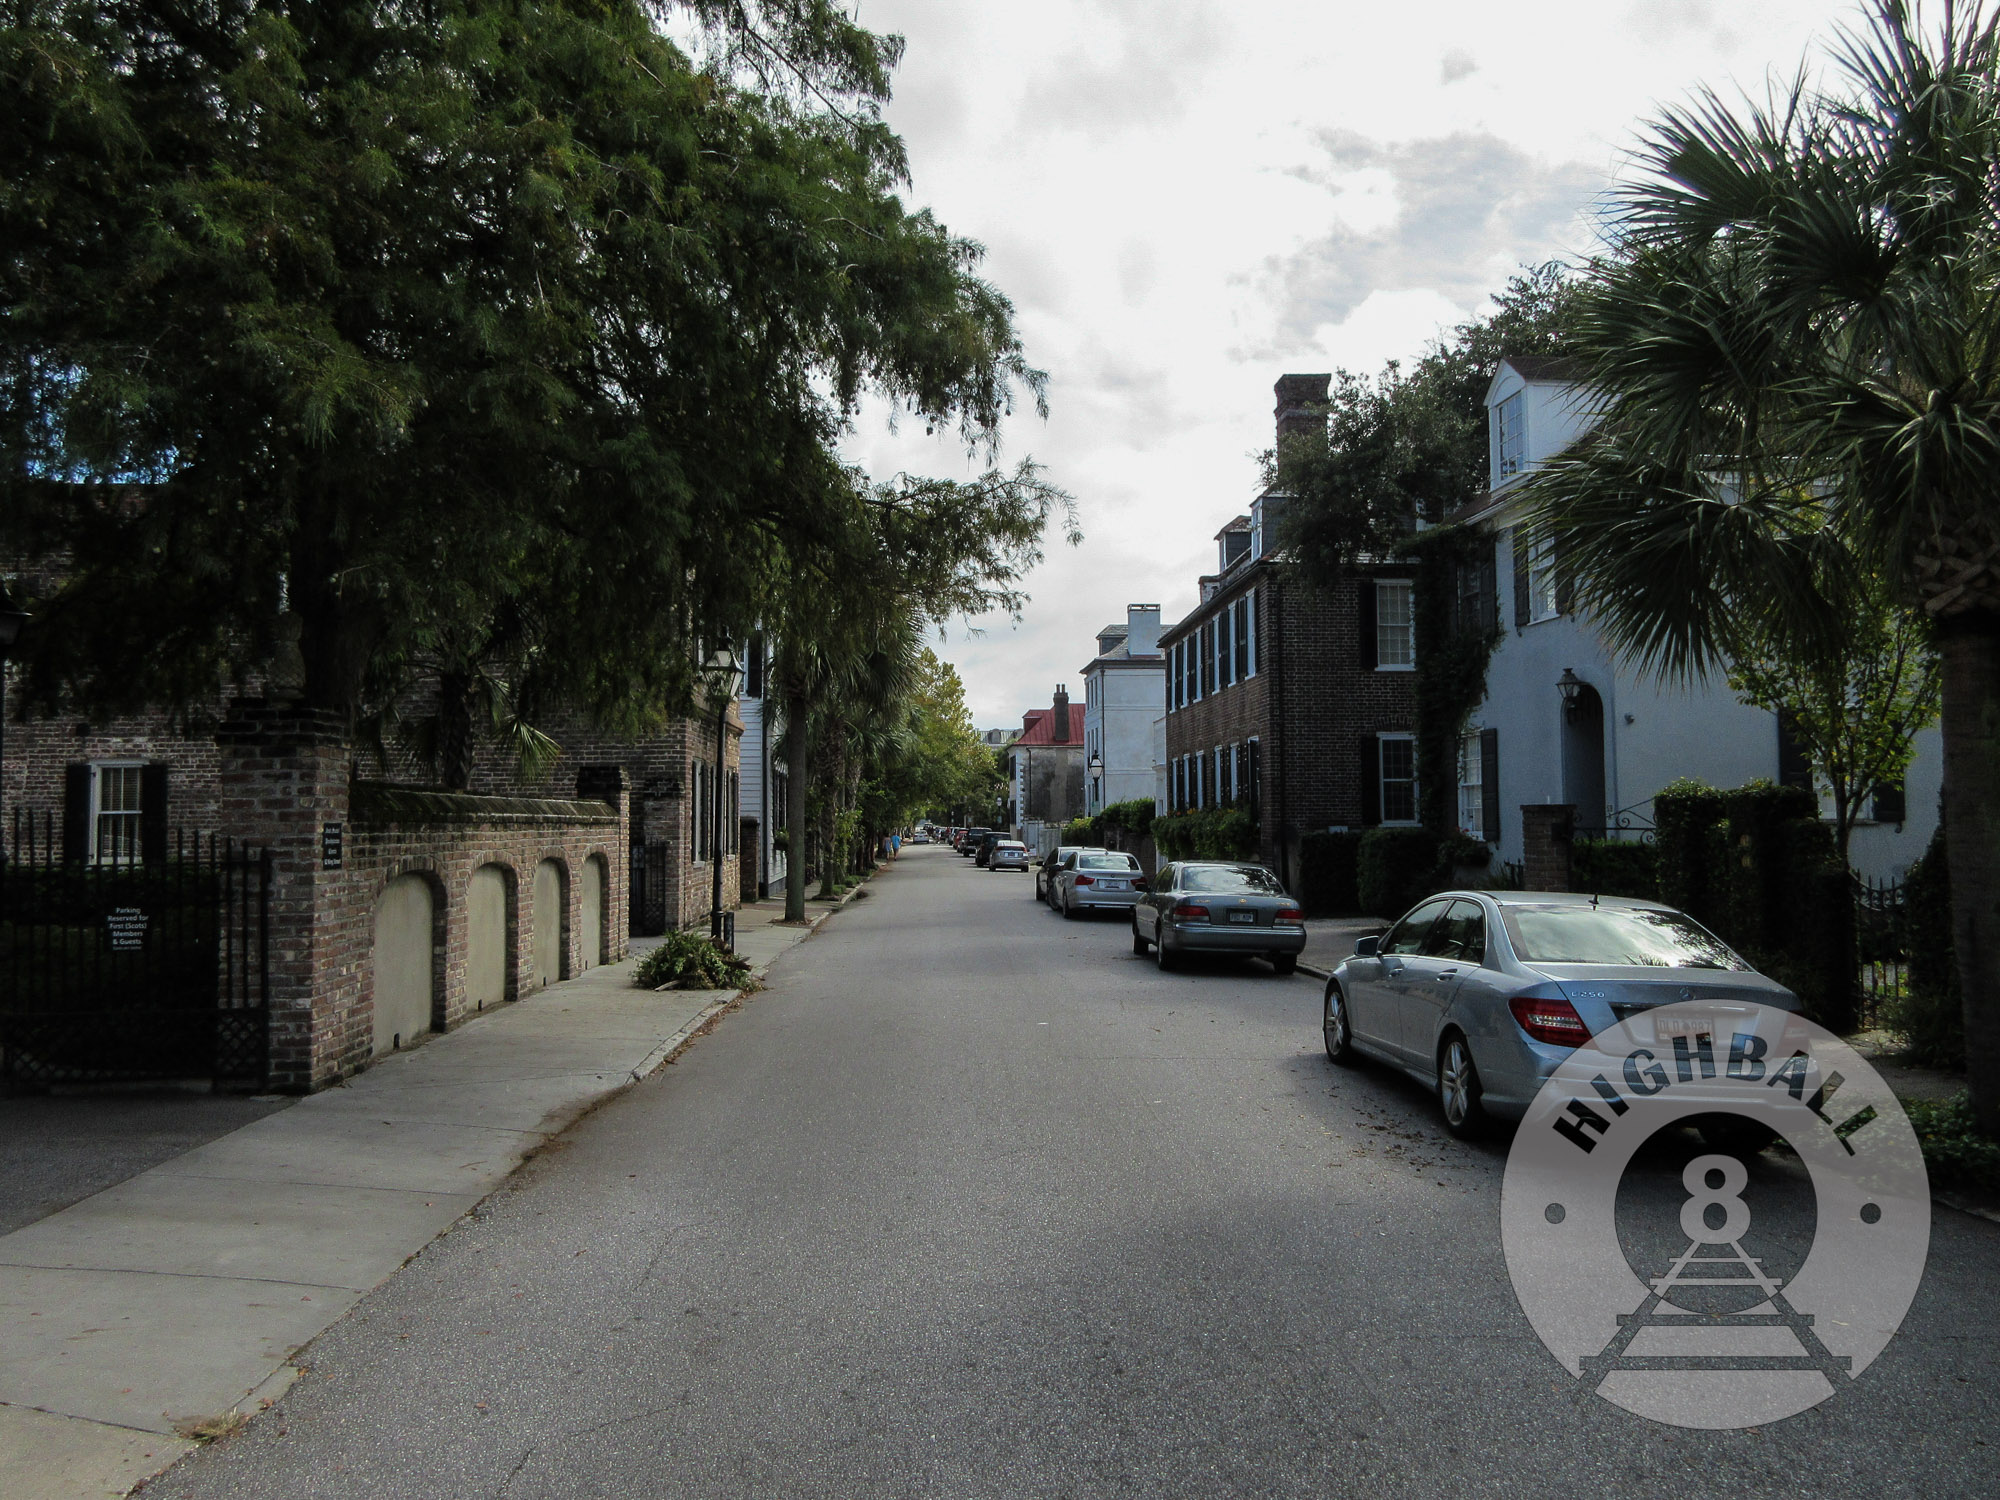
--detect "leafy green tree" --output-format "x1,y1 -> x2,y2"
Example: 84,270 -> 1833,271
1728,573 -> 1941,863
1521,0 -> 2000,1125
1,0 -> 1038,751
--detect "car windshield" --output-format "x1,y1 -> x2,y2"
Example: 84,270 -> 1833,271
1077,854 -> 1139,872
1501,906 -> 1744,969
1181,865 -> 1283,894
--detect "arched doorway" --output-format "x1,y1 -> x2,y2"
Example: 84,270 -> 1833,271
372,875 -> 435,1055
531,858 -> 565,992
467,864 -> 510,1011
1562,682 -> 1607,831
578,854 -> 607,973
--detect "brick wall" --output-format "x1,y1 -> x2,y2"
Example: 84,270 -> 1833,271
218,702 -> 629,1091
1162,563 -> 1417,886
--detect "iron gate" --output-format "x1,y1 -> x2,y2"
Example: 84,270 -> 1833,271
630,841 -> 672,937
1,811 -> 271,1089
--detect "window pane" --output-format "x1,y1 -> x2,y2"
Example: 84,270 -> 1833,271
1377,581 -> 1414,667
1501,907 -> 1745,969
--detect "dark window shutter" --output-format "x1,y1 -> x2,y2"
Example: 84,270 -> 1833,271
63,763 -> 91,862
1776,711 -> 1811,789
1248,739 -> 1262,820
1552,533 -> 1574,616
1358,579 -> 1377,667
1481,542 -> 1500,632
1872,781 -> 1907,825
1480,729 -> 1500,846
140,762 -> 170,866
1359,735 -> 1381,826
1512,529 -> 1530,628
746,637 -> 765,699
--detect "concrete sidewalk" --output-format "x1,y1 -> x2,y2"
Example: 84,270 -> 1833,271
0,885 -> 862,1500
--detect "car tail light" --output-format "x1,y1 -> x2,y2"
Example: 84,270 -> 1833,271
1509,995 -> 1592,1048
1074,875 -> 1094,887
1275,906 -> 1303,924
1133,879 -> 1148,890
1171,902 -> 1209,920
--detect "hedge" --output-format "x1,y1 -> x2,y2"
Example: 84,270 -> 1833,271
1098,798 -> 1155,838
1569,839 -> 1658,900
1298,830 -> 1364,916
1153,808 -> 1257,861
1357,827 -> 1439,919
1894,819 -> 1964,1067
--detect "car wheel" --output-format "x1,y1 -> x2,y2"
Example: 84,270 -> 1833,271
1323,984 -> 1355,1065
1694,1113 -> 1778,1157
1132,921 -> 1149,956
1269,954 -> 1297,976
1061,891 -> 1076,919
1155,931 -> 1177,971
1437,1032 -> 1487,1139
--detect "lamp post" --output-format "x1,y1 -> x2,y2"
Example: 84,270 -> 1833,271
703,647 -> 742,946
0,585 -> 28,863
1088,750 -> 1103,814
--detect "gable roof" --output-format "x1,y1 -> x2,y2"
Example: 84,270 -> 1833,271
1014,705 -> 1086,746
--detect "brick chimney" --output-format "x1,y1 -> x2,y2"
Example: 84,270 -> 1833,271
1051,684 -> 1071,743
1274,373 -> 1331,448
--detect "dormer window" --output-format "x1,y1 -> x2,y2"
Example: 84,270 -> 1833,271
1493,392 -> 1526,481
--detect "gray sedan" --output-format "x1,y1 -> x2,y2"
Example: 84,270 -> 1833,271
1321,890 -> 1800,1139
1036,845 -> 1104,904
1131,862 -> 1306,974
1051,850 -> 1146,917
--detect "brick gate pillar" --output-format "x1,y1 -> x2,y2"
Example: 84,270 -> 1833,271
1520,804 -> 1576,893
215,701 -> 359,1091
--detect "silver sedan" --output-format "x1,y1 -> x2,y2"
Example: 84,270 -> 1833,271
988,840 -> 1031,871
1321,890 -> 1800,1139
1131,862 -> 1306,974
1050,850 -> 1147,917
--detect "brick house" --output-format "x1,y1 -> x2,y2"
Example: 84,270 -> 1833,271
1160,375 -> 1418,889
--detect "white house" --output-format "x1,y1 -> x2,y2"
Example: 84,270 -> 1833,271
1456,356 -> 1939,881
737,638 -> 788,900
1080,604 -> 1166,816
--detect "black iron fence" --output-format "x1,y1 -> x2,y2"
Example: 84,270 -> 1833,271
630,841 -> 672,937
1854,871 -> 1907,1026
1,810 -> 270,1089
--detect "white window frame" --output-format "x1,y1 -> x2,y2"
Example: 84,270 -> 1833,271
90,761 -> 146,865
1494,392 -> 1526,481
1375,579 -> 1415,670
1378,734 -> 1419,827
1526,535 -> 1559,623
1245,590 -> 1257,677
1456,730 -> 1484,840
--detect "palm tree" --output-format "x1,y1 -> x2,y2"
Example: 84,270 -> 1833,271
1525,0 -> 2000,1126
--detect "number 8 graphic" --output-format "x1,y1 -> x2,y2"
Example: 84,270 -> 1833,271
1681,1153 -> 1752,1243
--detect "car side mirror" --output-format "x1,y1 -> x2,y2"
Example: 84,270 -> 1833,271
1354,936 -> 1380,958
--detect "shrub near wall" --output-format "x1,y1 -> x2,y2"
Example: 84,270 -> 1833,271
1297,830 -> 1364,916
1569,839 -> 1659,900
1896,820 -> 1965,1067
1652,779 -> 1728,933
1153,809 -> 1257,861
1357,828 -> 1438,919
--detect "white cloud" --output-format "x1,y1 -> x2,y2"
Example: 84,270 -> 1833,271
844,0 -> 1846,726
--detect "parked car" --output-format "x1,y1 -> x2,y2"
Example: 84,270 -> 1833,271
973,832 -> 1003,866
1051,850 -> 1147,917
959,827 -> 991,855
988,840 -> 1031,871
1320,890 -> 1801,1140
1131,862 -> 1305,976
1035,845 -> 1105,903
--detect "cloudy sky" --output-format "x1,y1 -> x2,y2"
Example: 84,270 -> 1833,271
838,0 -> 1847,730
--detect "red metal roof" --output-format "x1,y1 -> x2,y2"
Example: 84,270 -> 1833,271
1014,705 -> 1086,746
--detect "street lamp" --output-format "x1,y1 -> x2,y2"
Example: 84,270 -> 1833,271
703,646 -> 743,947
1557,667 -> 1586,723
0,584 -> 27,862
1088,750 -> 1103,813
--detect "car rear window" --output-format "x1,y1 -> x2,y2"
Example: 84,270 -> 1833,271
1501,906 -> 1744,969
1182,866 -> 1283,893
1078,854 -> 1139,871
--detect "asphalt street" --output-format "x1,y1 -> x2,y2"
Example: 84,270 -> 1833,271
152,845 -> 2000,1498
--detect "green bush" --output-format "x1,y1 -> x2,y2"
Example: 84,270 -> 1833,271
632,930 -> 752,991
1570,839 -> 1659,900
1722,780 -> 1821,953
1098,799 -> 1155,838
1297,830 -> 1364,916
1769,817 -> 1859,1033
1357,827 -> 1440,918
1652,779 -> 1727,932
1153,808 -> 1258,861
1903,1092 -> 2000,1195
1893,819 -> 1964,1067
1061,817 -> 1098,846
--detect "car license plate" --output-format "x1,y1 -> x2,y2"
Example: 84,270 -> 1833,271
1101,880 -> 1126,890
1653,1010 -> 1725,1039
1228,910 -> 1257,924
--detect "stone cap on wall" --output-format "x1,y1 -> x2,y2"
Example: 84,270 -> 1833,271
352,780 -> 618,828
